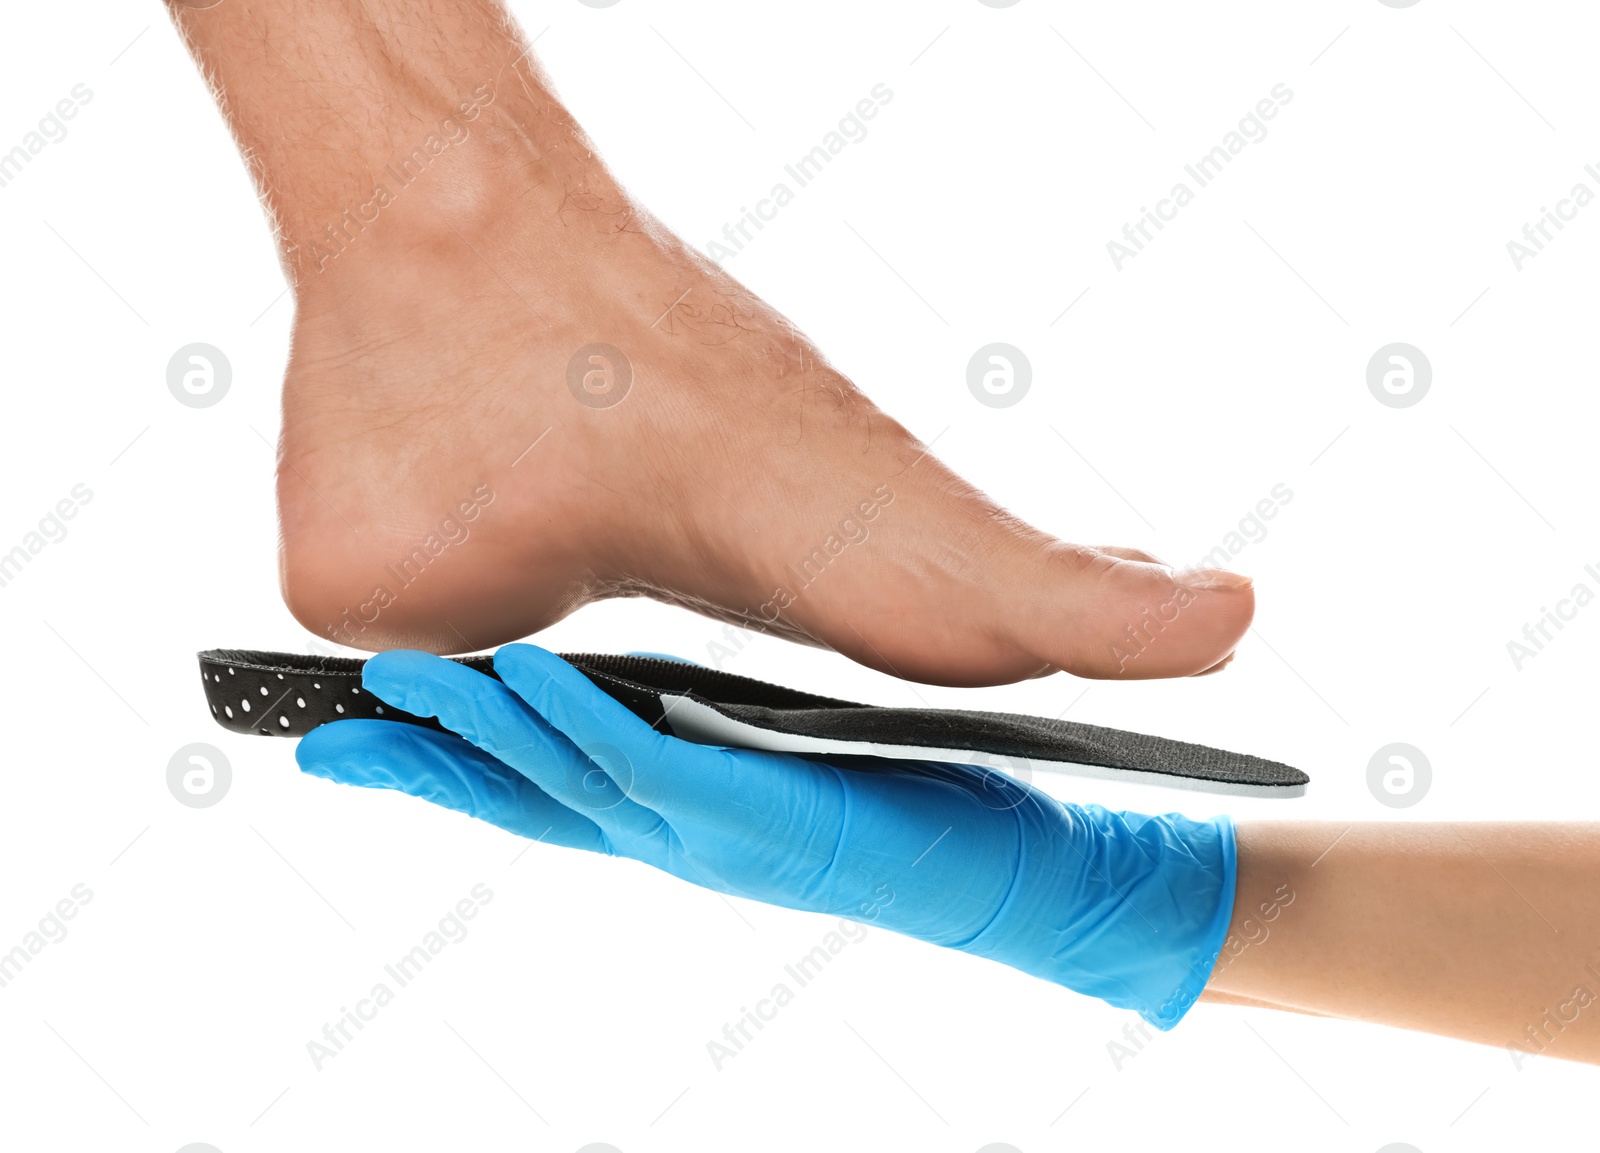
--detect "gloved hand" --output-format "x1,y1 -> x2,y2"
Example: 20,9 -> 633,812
295,644 -> 1237,1028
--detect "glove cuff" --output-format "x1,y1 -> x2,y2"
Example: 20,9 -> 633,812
1138,813 -> 1236,1030
967,804 -> 1237,1030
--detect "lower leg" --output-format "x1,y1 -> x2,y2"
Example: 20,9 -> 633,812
165,0 -> 559,277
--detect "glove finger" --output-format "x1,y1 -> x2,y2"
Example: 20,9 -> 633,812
360,650 -> 666,841
493,643 -> 703,811
493,644 -> 667,758
296,719 -> 608,853
496,643 -> 845,826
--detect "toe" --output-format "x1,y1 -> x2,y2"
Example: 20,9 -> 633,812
1017,544 -> 1254,680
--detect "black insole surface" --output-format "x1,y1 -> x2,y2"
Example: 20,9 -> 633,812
197,648 -> 1308,794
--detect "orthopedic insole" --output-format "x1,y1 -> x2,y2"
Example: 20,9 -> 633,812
196,649 -> 1307,797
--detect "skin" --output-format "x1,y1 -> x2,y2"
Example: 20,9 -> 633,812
1203,822 -> 1600,1064
299,648 -> 1600,1066
166,1 -> 1597,1065
163,0 -> 1254,687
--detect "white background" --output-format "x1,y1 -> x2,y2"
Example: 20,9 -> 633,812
2,1 -> 1597,1149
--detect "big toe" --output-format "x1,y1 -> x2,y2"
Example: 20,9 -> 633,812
1026,546 -> 1255,680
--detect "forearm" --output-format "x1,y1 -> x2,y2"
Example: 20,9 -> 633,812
1201,820 -> 1600,1064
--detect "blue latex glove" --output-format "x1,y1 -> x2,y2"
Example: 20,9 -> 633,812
296,644 -> 1237,1028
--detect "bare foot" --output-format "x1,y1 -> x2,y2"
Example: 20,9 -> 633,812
277,135 -> 1249,684
172,0 -> 1252,687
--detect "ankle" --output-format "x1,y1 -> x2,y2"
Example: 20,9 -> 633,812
286,133 -> 505,286
287,63 -> 614,280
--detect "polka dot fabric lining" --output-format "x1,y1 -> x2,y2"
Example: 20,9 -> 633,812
197,648 -> 855,740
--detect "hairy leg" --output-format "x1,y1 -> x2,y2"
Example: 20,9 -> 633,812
165,0 -> 1254,686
